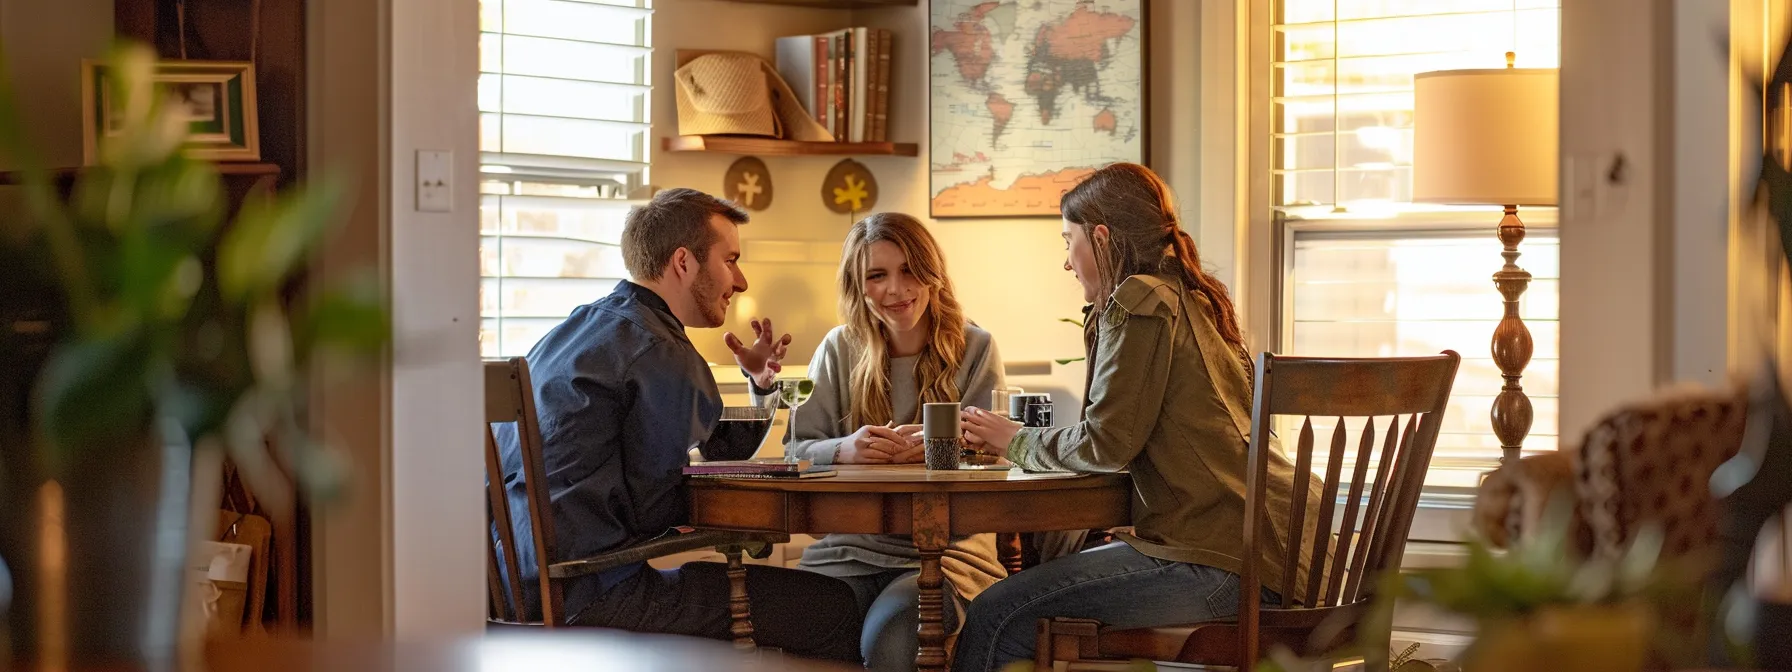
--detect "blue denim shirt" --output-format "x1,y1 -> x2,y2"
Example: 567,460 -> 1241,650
494,281 -> 733,623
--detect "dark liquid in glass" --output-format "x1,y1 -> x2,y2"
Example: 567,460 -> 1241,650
704,418 -> 774,461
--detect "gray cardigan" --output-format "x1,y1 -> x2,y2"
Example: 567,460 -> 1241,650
772,323 -> 1009,598
784,323 -> 1004,465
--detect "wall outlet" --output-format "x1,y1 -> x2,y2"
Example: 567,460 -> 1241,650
416,150 -> 452,212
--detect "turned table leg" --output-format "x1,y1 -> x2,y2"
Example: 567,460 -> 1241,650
721,545 -> 756,652
913,493 -> 951,671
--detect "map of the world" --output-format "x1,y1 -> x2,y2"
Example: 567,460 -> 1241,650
929,0 -> 1144,218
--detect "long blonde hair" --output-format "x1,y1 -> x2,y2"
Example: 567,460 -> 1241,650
837,213 -> 967,427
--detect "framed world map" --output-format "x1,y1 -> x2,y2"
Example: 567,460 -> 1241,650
929,0 -> 1147,218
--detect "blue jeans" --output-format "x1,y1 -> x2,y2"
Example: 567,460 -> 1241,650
570,562 -> 863,663
836,569 -> 962,672
950,542 -> 1273,672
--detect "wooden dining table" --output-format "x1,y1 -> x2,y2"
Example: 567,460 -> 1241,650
200,629 -> 857,672
686,464 -> 1133,672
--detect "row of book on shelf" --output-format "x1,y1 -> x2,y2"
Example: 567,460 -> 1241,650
774,27 -> 893,143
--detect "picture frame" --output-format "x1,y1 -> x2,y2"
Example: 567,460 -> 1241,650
928,0 -> 1149,218
82,59 -> 260,164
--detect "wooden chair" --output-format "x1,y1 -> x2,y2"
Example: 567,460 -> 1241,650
1035,351 -> 1460,671
482,357 -> 788,650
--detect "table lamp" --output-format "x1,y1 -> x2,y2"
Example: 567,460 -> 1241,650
1413,53 -> 1559,466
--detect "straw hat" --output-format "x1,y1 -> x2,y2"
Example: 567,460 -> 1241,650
674,52 -> 834,142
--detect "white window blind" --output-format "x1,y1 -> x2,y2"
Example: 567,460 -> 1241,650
1286,229 -> 1559,490
1271,0 -> 1560,490
1273,0 -> 1559,213
479,0 -> 652,358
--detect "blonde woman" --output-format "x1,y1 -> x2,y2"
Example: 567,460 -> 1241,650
779,212 -> 1007,671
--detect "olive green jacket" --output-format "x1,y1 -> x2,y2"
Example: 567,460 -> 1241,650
1009,273 -> 1325,594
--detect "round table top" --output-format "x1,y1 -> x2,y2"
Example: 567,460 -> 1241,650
203,630 -> 855,672
686,464 -> 1129,493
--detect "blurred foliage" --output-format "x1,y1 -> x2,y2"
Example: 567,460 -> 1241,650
0,42 -> 387,501
1399,498 -> 1674,620
1252,496 -> 1695,672
1398,496 -> 1694,669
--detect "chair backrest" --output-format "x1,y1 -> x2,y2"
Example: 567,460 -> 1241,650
1238,351 -> 1460,659
483,357 -> 564,627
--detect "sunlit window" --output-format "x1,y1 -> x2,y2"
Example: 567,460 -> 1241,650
479,0 -> 652,358
1273,0 -> 1560,490
1275,0 -> 1558,213
1287,231 -> 1559,490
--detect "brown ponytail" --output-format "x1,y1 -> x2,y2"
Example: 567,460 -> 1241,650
1060,163 -> 1249,357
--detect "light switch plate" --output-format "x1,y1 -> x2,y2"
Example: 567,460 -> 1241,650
1568,154 -> 1597,220
416,150 -> 452,212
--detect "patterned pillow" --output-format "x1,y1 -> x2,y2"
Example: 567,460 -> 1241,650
1472,450 -> 1583,551
1472,383 -> 1747,564
1574,383 -> 1748,562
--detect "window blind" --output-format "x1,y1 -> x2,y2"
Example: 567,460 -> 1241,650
1270,0 -> 1561,490
1272,0 -> 1559,215
1286,229 -> 1560,489
478,0 -> 651,358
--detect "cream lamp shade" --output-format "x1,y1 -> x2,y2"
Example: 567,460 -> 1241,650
1412,68 -> 1559,207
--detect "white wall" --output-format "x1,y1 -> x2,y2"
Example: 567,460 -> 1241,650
1674,0 -> 1734,386
1196,0 -> 1245,295
1557,0 -> 1668,440
309,0 -> 485,639
655,0 -> 1199,409
1558,0 -> 1734,439
386,0 -> 484,640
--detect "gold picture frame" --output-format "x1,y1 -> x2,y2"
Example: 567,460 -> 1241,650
81,59 -> 260,164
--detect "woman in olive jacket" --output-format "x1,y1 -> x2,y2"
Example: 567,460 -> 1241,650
952,163 -> 1325,672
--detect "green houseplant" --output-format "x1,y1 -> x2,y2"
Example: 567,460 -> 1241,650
1394,502 -> 1689,672
1249,503 -> 1683,672
0,42 -> 385,668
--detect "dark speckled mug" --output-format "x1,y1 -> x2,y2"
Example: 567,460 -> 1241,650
922,402 -> 962,471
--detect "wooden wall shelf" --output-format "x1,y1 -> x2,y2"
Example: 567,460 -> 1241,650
663,136 -> 918,157
710,0 -> 916,7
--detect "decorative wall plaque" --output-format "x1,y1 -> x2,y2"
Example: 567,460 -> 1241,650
822,159 -> 877,215
723,156 -> 773,211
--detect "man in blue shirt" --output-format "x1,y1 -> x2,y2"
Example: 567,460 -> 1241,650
496,188 -> 860,660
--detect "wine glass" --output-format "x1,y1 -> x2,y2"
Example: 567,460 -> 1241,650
777,377 -> 815,463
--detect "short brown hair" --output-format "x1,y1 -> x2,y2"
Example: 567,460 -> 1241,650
621,188 -> 749,281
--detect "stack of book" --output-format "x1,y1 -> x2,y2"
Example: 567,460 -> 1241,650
774,28 -> 893,143
683,458 -> 837,479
